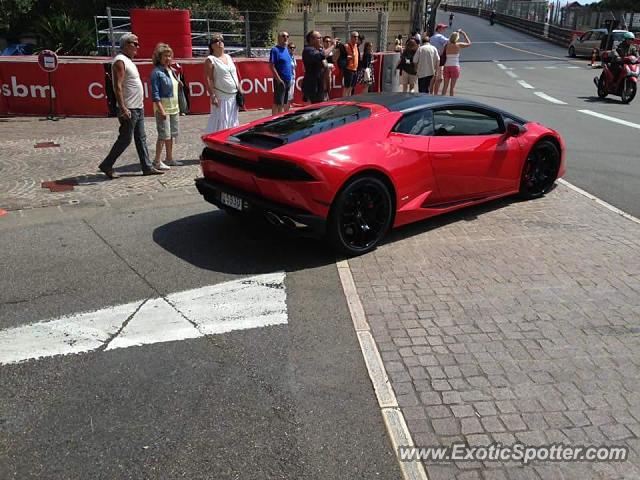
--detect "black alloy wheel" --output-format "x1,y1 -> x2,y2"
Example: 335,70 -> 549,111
519,141 -> 560,199
621,78 -> 637,104
328,176 -> 393,256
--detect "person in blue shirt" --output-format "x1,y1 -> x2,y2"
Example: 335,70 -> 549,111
269,31 -> 293,115
430,23 -> 449,94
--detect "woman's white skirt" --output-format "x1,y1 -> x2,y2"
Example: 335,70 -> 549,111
206,95 -> 239,134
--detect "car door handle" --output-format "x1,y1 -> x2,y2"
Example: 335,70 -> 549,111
433,154 -> 452,159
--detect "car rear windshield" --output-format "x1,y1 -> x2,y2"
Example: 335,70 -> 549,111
230,105 -> 371,149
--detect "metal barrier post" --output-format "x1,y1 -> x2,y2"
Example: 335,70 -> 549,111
244,10 -> 251,57
377,11 -> 388,52
107,7 -> 115,56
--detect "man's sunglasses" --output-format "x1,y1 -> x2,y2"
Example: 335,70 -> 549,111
128,41 -> 140,47
211,39 -> 224,44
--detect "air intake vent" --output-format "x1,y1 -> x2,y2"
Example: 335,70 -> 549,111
202,148 -> 316,181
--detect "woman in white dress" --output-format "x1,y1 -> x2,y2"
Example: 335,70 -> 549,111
287,42 -> 297,108
204,33 -> 239,133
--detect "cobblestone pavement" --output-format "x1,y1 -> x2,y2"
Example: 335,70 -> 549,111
0,111 -> 268,211
349,186 -> 640,479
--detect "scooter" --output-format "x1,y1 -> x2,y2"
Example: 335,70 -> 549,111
594,52 -> 639,104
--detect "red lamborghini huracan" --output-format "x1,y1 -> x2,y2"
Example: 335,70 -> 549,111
196,93 -> 565,255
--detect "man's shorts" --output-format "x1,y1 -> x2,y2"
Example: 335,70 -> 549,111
274,79 -> 291,105
343,69 -> 357,88
155,112 -> 179,140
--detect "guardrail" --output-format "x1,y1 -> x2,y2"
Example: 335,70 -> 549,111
449,6 -> 576,47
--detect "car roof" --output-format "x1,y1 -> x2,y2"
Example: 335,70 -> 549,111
347,92 -> 527,122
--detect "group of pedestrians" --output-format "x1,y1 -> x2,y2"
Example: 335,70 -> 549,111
395,23 -> 471,96
301,30 -> 375,104
98,25 -> 469,180
100,32 -> 245,179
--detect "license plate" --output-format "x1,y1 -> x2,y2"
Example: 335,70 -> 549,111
220,192 -> 243,211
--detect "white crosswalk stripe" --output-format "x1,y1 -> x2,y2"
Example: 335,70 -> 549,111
0,272 -> 287,365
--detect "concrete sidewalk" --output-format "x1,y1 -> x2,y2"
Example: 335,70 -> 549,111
0,111 -> 268,212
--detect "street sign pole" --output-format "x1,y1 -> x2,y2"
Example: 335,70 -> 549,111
37,50 -> 60,121
47,71 -> 56,121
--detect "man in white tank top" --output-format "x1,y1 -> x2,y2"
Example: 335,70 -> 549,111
99,33 -> 163,178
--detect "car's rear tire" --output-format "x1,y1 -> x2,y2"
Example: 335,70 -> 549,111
568,46 -> 576,58
327,176 -> 393,256
621,78 -> 637,104
519,140 -> 560,200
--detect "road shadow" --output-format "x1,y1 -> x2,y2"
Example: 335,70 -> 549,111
154,189 -> 545,274
578,95 -> 626,105
152,209 -> 337,275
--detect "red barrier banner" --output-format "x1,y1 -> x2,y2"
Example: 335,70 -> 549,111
0,54 -> 384,117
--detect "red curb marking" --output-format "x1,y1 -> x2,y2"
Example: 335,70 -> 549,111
41,179 -> 78,192
35,141 -> 60,148
0,209 -> 7,217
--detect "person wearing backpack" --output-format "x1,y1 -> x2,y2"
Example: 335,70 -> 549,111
397,38 -> 418,92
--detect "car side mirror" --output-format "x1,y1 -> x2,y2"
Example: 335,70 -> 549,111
505,121 -> 525,137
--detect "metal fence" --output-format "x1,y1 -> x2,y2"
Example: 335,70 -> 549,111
94,7 -> 282,57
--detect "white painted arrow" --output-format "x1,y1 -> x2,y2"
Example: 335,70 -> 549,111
0,272 -> 287,365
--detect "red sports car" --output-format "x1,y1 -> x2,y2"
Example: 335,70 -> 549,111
196,93 -> 565,255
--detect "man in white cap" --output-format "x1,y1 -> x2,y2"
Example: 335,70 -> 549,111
430,23 -> 448,94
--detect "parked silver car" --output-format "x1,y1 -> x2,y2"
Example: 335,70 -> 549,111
568,29 -> 628,58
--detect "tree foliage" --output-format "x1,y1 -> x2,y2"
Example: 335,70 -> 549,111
36,13 -> 95,54
0,0 -> 38,39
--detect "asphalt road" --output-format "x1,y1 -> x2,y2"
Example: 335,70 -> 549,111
443,11 -> 640,217
0,192 -> 399,479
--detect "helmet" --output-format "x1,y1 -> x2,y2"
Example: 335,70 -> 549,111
622,31 -> 635,40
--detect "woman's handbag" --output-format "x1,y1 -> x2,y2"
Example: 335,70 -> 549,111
363,67 -> 371,83
235,90 -> 245,109
232,70 -> 245,110
439,44 -> 448,67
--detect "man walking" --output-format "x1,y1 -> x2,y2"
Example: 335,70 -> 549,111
414,35 -> 440,94
430,23 -> 448,95
269,31 -> 293,115
342,31 -> 359,96
99,33 -> 162,179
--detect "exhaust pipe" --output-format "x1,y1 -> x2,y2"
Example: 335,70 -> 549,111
281,216 -> 306,229
265,211 -> 284,226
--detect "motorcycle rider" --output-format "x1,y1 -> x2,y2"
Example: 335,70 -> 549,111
609,32 -> 638,78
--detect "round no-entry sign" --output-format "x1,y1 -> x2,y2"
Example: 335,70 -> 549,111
38,50 -> 59,72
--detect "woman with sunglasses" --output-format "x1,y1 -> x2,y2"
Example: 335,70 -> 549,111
204,33 -> 240,133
